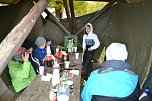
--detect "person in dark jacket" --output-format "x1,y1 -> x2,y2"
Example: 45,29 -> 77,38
81,42 -> 139,101
22,39 -> 40,74
82,23 -> 100,80
46,38 -> 55,55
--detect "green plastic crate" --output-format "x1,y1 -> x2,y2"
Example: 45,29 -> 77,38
64,34 -> 78,50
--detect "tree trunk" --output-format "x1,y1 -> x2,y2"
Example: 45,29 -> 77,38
63,0 -> 72,34
69,0 -> 77,34
55,7 -> 62,19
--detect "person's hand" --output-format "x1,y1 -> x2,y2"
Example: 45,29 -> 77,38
88,48 -> 91,51
22,52 -> 29,61
43,55 -> 47,62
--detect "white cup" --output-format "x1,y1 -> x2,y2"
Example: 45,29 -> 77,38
64,61 -> 70,68
39,66 -> 44,75
56,48 -> 59,53
75,53 -> 79,59
74,47 -> 77,52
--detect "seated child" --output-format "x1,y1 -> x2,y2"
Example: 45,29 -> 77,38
34,37 -> 46,66
46,38 -> 55,55
8,47 -> 36,92
22,39 -> 40,74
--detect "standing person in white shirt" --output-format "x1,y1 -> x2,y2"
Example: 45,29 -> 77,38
82,23 -> 100,80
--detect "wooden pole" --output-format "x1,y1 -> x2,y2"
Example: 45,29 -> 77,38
69,0 -> 77,34
63,0 -> 72,34
45,9 -> 70,34
75,0 -> 116,35
0,0 -> 50,74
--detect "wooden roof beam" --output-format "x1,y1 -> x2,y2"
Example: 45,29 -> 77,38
0,0 -> 50,74
45,9 -> 70,34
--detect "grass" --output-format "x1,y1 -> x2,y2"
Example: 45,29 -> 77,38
98,47 -> 106,63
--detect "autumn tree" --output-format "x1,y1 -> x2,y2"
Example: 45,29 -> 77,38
48,0 -> 64,18
48,0 -> 107,18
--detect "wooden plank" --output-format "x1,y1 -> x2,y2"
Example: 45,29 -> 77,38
69,53 -> 82,67
16,76 -> 50,101
0,0 -> 50,74
69,73 -> 81,101
45,9 -> 70,34
16,71 -> 81,101
75,0 -> 116,35
0,89 -> 15,101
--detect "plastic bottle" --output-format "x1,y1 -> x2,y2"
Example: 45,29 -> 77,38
52,68 -> 60,86
57,83 -> 70,101
45,46 -> 52,67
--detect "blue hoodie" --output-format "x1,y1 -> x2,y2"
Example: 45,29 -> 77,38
81,61 -> 138,101
34,48 -> 46,66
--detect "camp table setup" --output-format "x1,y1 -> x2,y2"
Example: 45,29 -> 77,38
16,52 -> 82,101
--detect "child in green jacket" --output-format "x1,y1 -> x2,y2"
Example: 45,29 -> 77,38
8,47 -> 36,92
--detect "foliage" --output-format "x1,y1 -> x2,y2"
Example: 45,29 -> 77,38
73,1 -> 88,17
87,2 -> 108,15
48,0 -> 108,17
74,1 -> 108,17
0,3 -> 9,6
48,0 -> 64,13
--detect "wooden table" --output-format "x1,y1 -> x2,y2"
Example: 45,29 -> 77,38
16,53 -> 82,101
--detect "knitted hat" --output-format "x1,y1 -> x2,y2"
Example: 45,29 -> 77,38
13,47 -> 26,61
22,39 -> 34,50
35,37 -> 46,47
106,43 -> 128,61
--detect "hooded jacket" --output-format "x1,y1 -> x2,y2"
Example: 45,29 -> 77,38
8,60 -> 36,92
81,43 -> 139,101
82,23 -> 100,51
34,47 -> 46,66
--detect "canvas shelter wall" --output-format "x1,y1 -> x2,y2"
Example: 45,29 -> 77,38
43,20 -> 65,45
43,12 -> 98,50
60,11 -> 112,62
107,0 -> 152,82
0,0 -> 44,43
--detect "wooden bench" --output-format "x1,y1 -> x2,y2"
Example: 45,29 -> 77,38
0,67 -> 20,101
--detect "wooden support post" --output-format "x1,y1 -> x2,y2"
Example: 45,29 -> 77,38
0,0 -> 50,74
69,0 -> 77,34
45,9 -> 70,34
63,0 -> 72,34
75,0 -> 116,35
